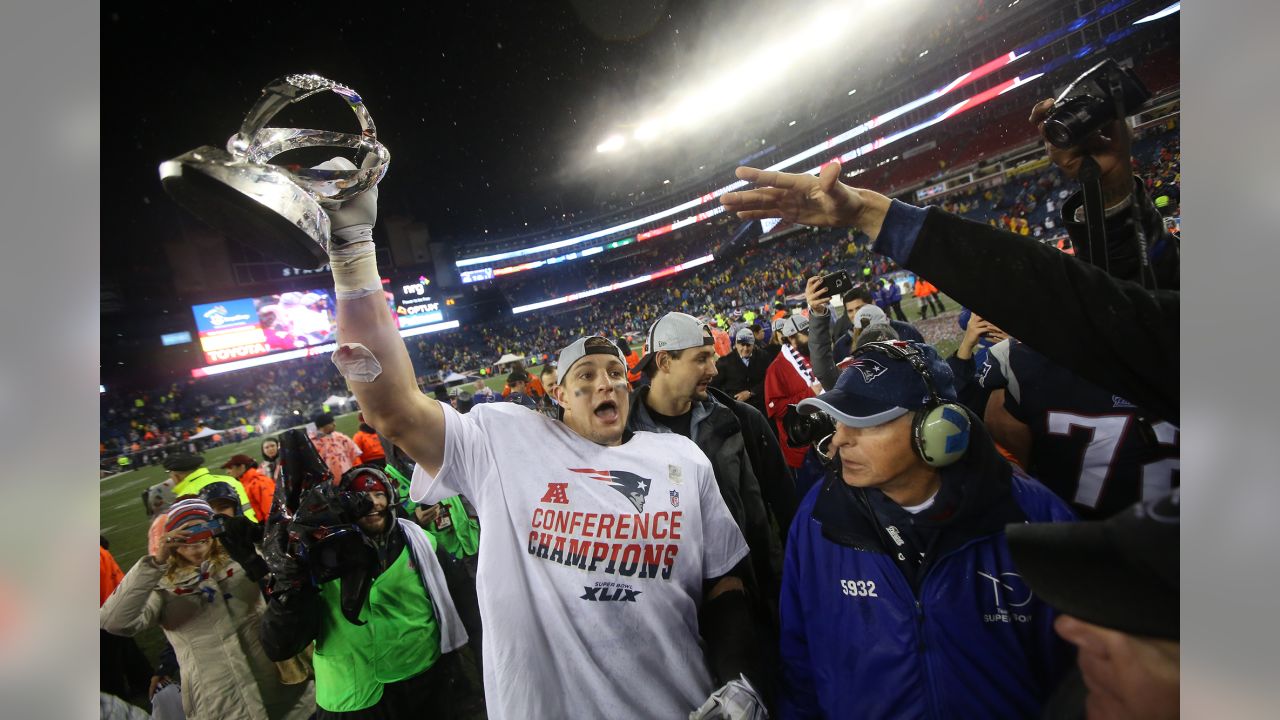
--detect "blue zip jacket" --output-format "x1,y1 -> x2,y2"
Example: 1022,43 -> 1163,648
779,420 -> 1076,719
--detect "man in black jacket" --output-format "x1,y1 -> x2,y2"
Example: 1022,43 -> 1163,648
712,327 -> 770,419
630,312 -> 797,605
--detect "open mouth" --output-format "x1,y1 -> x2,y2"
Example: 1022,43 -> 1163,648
593,400 -> 620,423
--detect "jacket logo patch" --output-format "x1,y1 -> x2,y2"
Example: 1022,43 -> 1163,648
669,489 -> 680,508
978,571 -> 1034,623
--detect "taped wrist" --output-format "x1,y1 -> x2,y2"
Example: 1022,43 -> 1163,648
329,239 -> 380,299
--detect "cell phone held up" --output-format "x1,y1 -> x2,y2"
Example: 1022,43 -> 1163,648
182,517 -> 225,543
817,270 -> 854,300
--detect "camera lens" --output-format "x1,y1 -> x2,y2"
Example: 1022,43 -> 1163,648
1043,96 -> 1110,149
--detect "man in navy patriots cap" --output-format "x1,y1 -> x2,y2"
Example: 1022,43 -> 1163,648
776,340 -> 1078,719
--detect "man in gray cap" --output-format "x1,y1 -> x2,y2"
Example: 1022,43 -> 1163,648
630,313 -> 795,620
317,178 -> 765,718
713,327 -> 771,419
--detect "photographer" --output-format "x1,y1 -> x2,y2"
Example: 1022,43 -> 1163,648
1029,95 -> 1179,291
101,499 -> 315,720
259,467 -> 467,718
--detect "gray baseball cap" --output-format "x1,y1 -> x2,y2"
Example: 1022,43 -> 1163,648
852,304 -> 889,329
636,312 -> 716,372
779,314 -> 810,338
556,336 -> 628,383
734,328 -> 755,344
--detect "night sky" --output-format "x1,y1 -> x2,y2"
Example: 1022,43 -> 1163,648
103,1 -> 776,268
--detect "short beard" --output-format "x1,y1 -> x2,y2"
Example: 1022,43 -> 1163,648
795,343 -> 811,358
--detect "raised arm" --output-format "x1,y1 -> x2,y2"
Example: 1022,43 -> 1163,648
803,276 -> 840,390
318,157 -> 446,475
723,161 -> 1178,423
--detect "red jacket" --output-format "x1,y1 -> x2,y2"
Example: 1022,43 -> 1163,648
100,546 -> 124,607
238,467 -> 276,522
764,349 -> 819,468
352,430 -> 386,464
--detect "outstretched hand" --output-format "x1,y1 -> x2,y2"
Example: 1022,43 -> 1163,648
721,162 -> 892,239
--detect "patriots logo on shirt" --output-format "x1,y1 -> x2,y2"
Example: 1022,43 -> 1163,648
839,356 -> 888,384
570,468 -> 654,512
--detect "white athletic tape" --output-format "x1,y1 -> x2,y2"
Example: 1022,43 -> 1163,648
331,342 -> 383,383
330,242 -> 381,299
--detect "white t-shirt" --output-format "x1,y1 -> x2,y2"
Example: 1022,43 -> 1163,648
411,402 -> 749,720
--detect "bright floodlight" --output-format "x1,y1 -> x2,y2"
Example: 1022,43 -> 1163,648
1133,2 -> 1178,24
600,2 -> 862,147
596,134 -> 626,153
633,122 -> 660,141
261,415 -> 275,428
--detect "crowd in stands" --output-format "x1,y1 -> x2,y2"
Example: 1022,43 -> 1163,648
100,121 -> 1179,472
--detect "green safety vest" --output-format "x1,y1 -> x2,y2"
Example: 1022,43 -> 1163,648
424,496 -> 480,560
172,468 -> 258,522
117,456 -> 130,467
313,543 -> 441,712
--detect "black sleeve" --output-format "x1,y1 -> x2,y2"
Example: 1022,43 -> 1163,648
701,558 -> 763,689
735,402 -> 798,540
805,311 -> 841,390
710,357 -> 730,390
902,207 -> 1179,424
259,590 -> 324,662
218,516 -> 269,583
747,357 -> 767,401
945,354 -> 989,418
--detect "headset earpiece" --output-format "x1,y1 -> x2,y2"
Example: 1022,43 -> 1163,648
852,340 -> 971,467
912,403 -> 971,468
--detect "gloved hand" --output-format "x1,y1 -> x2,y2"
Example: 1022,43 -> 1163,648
218,515 -> 269,581
312,156 -> 379,249
262,511 -> 310,600
689,675 -> 768,720
312,156 -> 382,298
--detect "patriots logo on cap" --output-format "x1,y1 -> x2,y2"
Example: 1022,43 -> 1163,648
841,356 -> 888,384
570,468 -> 654,512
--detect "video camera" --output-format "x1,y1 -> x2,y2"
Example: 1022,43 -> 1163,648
1043,58 -> 1151,149
782,404 -> 836,459
276,428 -> 333,519
288,483 -> 376,584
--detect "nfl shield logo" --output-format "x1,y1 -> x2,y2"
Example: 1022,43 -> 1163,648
669,489 -> 680,508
